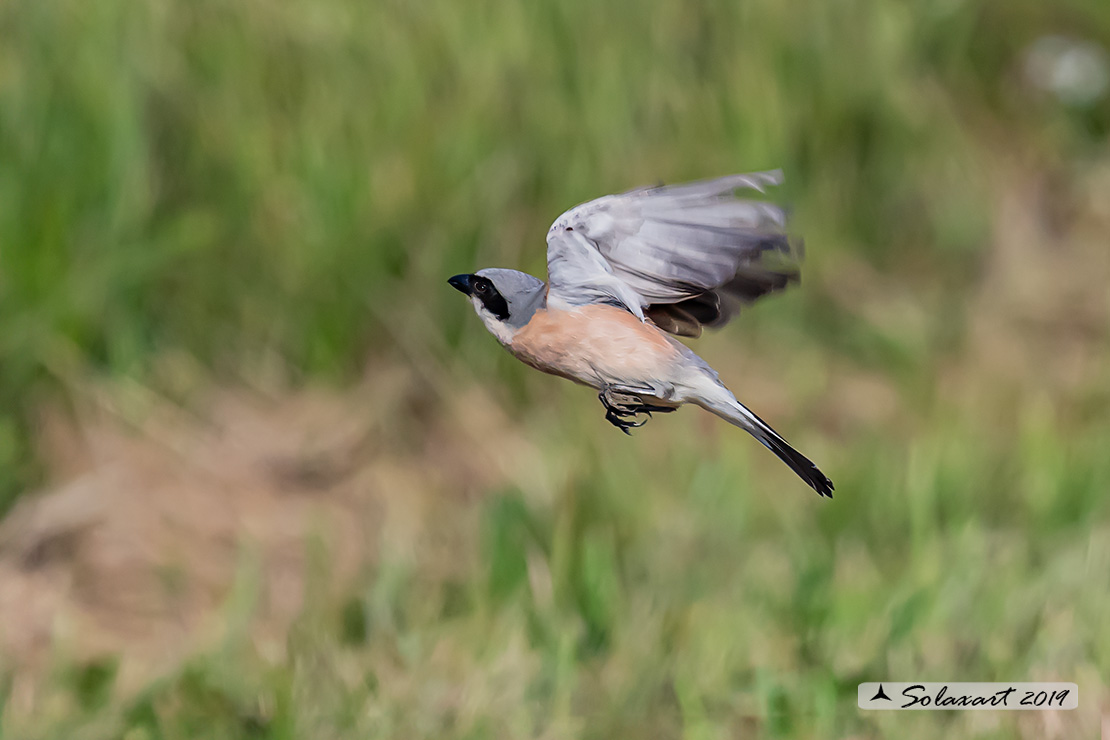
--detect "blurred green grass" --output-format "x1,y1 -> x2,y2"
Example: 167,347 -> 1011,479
2,0 -> 1110,737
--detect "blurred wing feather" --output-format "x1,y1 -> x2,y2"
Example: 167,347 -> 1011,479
545,170 -> 802,336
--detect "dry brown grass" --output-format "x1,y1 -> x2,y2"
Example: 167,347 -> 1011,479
0,369 -> 535,701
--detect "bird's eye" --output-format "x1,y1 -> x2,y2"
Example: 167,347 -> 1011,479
475,281 -> 489,295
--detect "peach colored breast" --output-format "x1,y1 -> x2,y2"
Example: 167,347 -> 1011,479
509,304 -> 681,387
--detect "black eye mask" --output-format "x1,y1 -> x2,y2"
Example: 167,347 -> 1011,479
471,276 -> 511,320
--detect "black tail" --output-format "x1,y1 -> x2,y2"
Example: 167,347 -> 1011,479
699,395 -> 834,498
751,423 -> 835,498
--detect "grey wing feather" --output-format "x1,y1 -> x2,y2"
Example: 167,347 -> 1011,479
545,170 -> 803,336
545,229 -> 647,319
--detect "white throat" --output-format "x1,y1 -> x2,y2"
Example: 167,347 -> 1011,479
472,297 -> 520,346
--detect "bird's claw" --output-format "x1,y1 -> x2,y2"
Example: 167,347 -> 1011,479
598,386 -> 675,434
604,405 -> 651,434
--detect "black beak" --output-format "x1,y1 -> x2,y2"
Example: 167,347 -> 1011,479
448,274 -> 474,295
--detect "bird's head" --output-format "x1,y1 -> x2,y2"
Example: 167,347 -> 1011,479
448,268 -> 545,344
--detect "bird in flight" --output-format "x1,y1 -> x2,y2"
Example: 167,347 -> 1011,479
448,171 -> 833,497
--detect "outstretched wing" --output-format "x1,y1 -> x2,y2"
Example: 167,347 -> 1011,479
545,171 -> 803,337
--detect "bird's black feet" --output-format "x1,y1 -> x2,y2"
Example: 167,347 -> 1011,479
598,385 -> 676,434
603,402 -> 654,434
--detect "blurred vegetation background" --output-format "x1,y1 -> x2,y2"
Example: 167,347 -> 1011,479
1,0 -> 1109,737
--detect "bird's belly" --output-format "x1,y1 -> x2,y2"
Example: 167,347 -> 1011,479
508,305 -> 681,389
